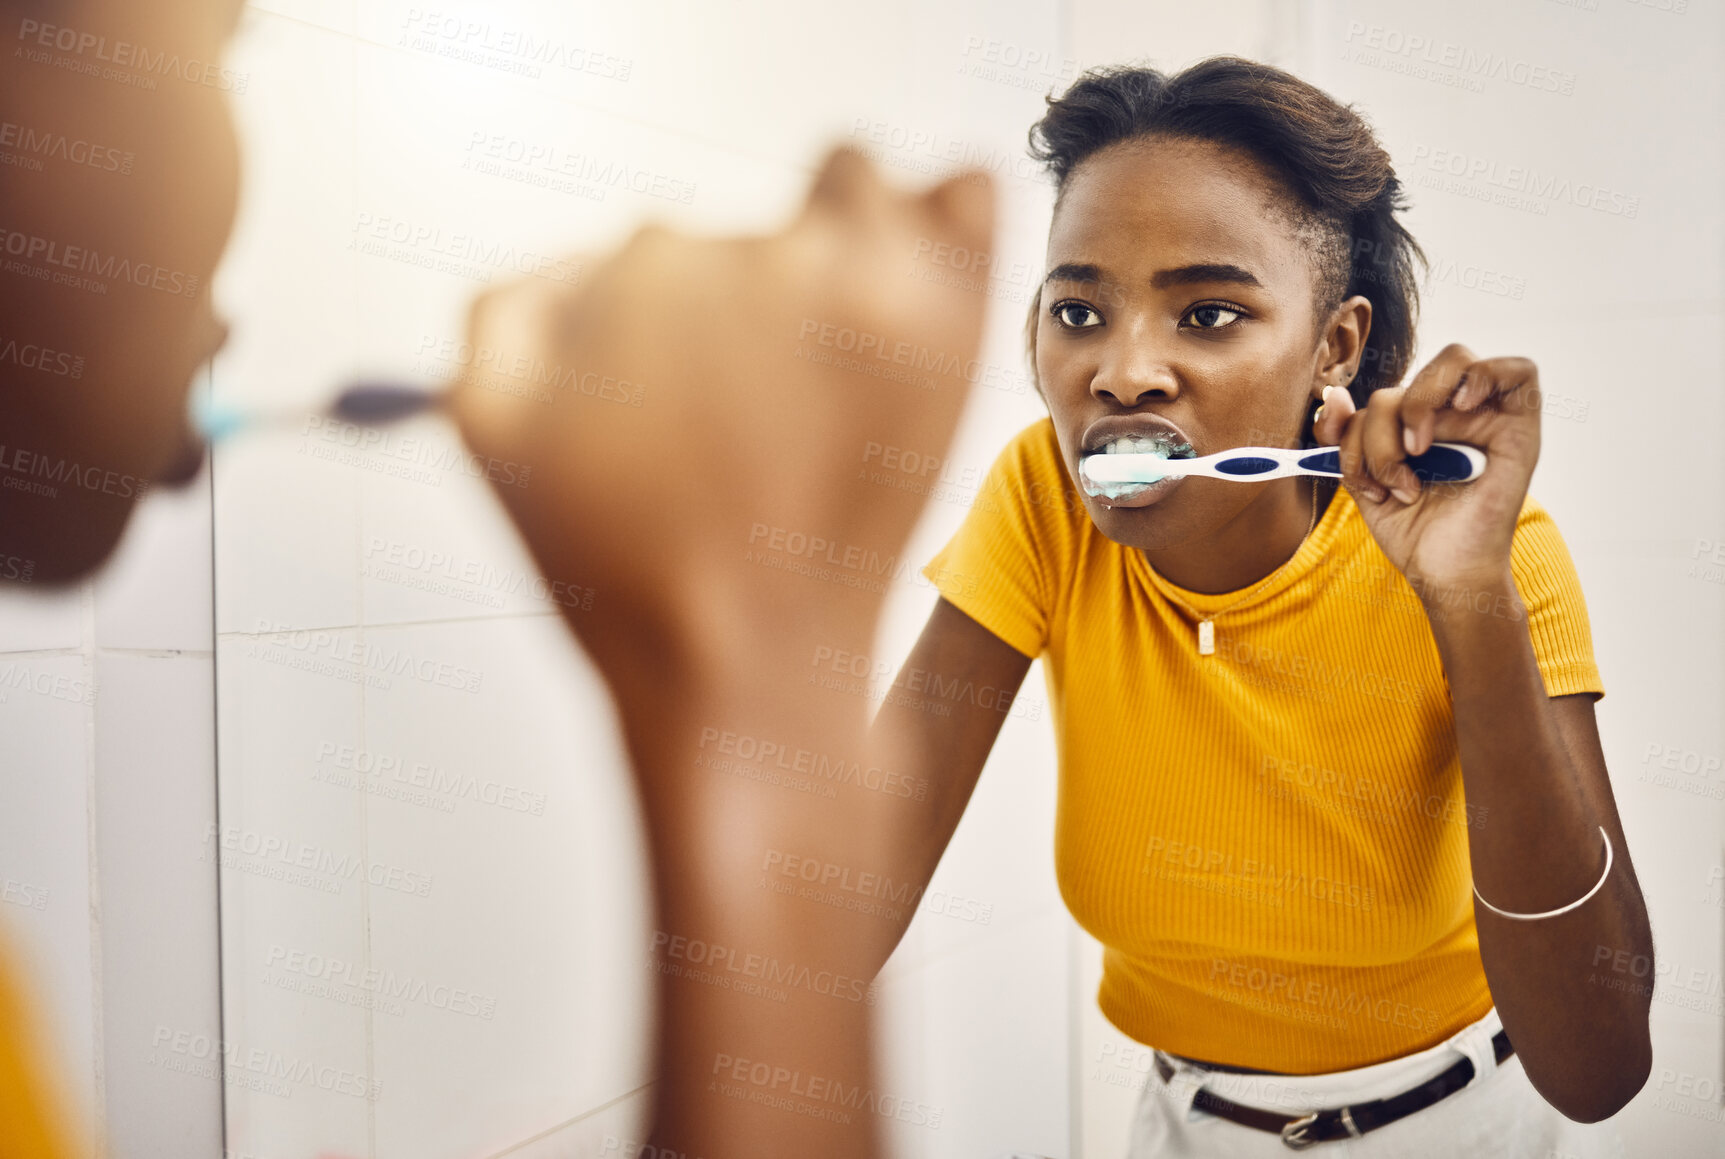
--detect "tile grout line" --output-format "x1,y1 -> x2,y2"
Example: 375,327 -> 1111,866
213,610 -> 564,640
81,575 -> 105,1151
482,1082 -> 656,1159
207,356 -> 232,1159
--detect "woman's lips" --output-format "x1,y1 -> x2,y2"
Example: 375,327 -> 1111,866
154,424 -> 208,487
1082,470 -> 1185,509
1074,421 -> 1197,511
1077,440 -> 1193,509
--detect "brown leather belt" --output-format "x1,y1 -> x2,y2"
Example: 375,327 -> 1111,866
1152,1030 -> 1514,1150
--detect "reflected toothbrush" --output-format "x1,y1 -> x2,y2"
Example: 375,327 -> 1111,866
1078,441 -> 1486,492
194,382 -> 447,444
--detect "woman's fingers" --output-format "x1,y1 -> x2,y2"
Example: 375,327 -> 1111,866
1335,390 -> 1386,505
1457,355 -> 1542,419
801,144 -> 996,292
804,144 -> 892,226
1323,387 -> 1385,506
1401,343 -> 1476,456
1331,343 -> 1537,507
1315,385 -> 1399,506
1312,382 -> 1355,445
1332,385 -> 1427,506
919,168 -> 996,256
449,272 -> 568,452
1361,388 -> 1422,504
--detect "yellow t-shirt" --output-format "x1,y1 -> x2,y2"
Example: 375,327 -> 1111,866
0,935 -> 75,1159
923,418 -> 1603,1074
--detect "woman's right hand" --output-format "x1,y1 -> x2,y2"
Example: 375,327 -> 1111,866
451,146 -> 996,704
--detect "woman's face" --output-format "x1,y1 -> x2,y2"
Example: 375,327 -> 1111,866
1036,134 -> 1368,552
0,0 -> 241,582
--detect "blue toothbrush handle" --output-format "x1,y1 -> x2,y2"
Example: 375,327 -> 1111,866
329,381 -> 446,424
1293,441 -> 1485,484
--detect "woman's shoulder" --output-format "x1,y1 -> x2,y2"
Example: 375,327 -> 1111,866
1514,490 -> 1556,525
940,417 -> 1095,605
986,416 -> 1091,540
1509,492 -> 1576,557
995,415 -> 1065,480
1507,491 -> 1589,593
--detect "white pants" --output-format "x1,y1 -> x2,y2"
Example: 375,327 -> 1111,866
1127,1007 -> 1626,1158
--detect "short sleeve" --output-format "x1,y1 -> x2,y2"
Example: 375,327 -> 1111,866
920,419 -> 1073,659
1509,496 -> 1605,701
0,935 -> 77,1159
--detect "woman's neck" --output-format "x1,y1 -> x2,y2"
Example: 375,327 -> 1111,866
1142,476 -> 1337,594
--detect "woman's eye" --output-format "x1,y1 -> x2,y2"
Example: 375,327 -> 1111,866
1184,304 -> 1243,330
1053,301 -> 1101,329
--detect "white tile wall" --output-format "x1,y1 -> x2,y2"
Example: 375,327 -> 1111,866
92,476 -> 216,653
0,459 -> 223,1155
92,654 -> 222,1159
0,584 -> 86,655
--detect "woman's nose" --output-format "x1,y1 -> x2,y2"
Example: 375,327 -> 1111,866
1090,333 -> 1179,407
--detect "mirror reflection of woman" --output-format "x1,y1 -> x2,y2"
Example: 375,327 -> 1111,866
864,58 -> 1652,1157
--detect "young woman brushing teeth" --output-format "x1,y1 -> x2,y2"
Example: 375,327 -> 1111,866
861,58 -> 1651,1156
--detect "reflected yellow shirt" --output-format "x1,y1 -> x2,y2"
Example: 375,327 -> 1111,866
923,418 -> 1603,1073
0,936 -> 74,1159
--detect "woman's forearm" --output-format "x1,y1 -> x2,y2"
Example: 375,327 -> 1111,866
601,584 -> 1025,1157
614,625 -> 899,1159
1425,568 -> 1653,1121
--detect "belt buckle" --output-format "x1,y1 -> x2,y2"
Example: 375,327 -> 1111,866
1280,1112 -> 1320,1150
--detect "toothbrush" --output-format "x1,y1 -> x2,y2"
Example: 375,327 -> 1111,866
195,382 -> 446,444
201,387 -> 1487,490
1079,441 -> 1486,488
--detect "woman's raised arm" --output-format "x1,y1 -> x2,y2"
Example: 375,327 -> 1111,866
452,147 -> 999,1158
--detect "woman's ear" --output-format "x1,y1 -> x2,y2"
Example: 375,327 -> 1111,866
1317,293 -> 1373,391
1025,290 -> 1046,405
1304,293 -> 1369,446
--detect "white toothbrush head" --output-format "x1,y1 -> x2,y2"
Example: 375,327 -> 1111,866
1076,433 -> 1195,499
1079,451 -> 1195,491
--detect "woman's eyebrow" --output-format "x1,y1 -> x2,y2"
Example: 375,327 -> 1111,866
1044,261 -> 1105,285
1150,262 -> 1264,290
1042,261 -> 1265,290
